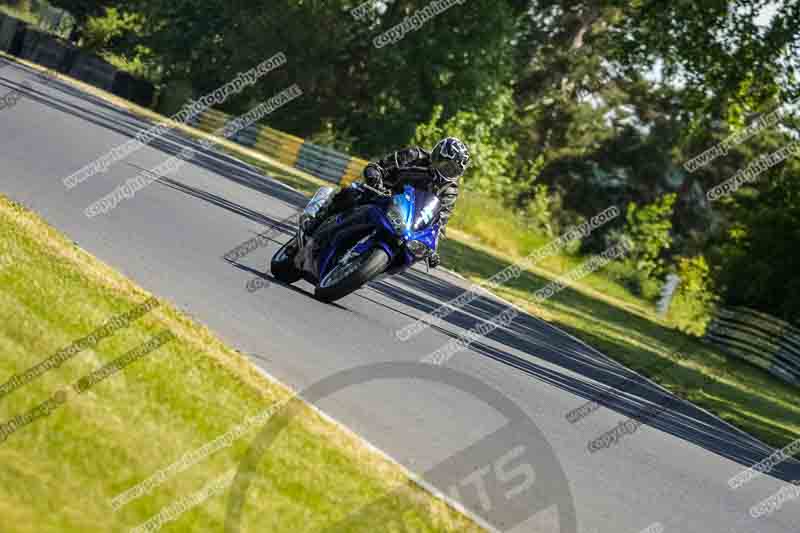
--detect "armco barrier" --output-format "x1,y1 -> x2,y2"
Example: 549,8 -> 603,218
188,108 -> 368,186
703,307 -> 800,387
296,142 -> 352,183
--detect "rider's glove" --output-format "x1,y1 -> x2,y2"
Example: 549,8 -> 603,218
428,252 -> 441,269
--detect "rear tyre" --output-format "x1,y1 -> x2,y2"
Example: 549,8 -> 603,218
270,240 -> 302,284
314,248 -> 390,303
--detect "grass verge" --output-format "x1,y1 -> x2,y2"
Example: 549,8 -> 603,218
438,229 -> 800,448
177,120 -> 800,450
4,52 -> 796,449
0,195 -> 481,532
200,152 -> 800,448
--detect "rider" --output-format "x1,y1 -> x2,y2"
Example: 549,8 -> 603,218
304,137 -> 470,268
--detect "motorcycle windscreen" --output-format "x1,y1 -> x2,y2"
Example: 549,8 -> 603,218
412,190 -> 442,231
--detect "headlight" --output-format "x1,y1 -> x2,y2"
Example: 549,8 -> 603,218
406,239 -> 432,259
386,204 -> 407,234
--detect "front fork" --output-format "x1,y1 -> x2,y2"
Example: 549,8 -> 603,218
294,229 -> 311,271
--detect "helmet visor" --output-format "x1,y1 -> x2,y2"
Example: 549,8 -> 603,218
433,158 -> 463,179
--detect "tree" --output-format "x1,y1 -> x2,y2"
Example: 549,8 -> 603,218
712,159 -> 800,324
625,194 -> 676,277
46,0 -> 123,40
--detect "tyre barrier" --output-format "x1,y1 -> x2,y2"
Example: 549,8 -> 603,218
0,14 -> 360,185
68,51 -> 117,91
112,70 -> 156,108
20,28 -> 76,71
0,14 -> 25,55
0,15 -> 154,107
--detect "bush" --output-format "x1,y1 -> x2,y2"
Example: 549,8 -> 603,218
604,258 -> 661,300
668,255 -> 717,334
448,192 -> 550,258
593,195 -> 677,301
82,7 -> 140,52
82,7 -> 156,81
156,79 -> 194,116
412,88 -> 519,199
522,185 -> 555,237
624,194 -> 676,277
712,172 -> 800,325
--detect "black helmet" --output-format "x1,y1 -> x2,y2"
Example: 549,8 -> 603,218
431,137 -> 470,180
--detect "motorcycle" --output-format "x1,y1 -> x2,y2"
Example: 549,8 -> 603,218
270,182 -> 441,303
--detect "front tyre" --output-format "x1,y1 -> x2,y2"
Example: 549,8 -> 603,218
315,248 -> 390,303
270,239 -> 302,284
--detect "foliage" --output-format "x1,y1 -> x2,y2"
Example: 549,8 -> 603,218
448,191 -> 551,259
712,165 -> 800,325
79,6 -> 158,80
81,7 -> 141,51
596,194 -> 676,299
308,121 -> 358,156
412,88 -> 519,198
624,194 -> 676,278
36,0 -> 800,323
46,0 -> 122,36
603,258 -> 662,301
610,0 -> 800,117
670,255 -> 717,335
523,184 -> 556,237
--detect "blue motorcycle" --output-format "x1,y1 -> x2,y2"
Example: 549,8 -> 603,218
271,182 -> 441,302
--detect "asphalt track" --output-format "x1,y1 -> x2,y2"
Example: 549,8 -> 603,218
2,58 -> 799,532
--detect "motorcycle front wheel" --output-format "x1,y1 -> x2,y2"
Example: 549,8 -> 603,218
314,248 -> 390,303
270,239 -> 302,284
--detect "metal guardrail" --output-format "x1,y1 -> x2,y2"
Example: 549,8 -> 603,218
188,108 -> 369,186
703,307 -> 800,387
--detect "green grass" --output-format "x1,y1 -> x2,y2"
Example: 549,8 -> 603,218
438,232 -> 800,448
0,196 -> 481,532
6,51 -> 793,449
150,102 -> 800,448
447,192 -> 554,258
240,164 -> 800,449
446,193 -> 660,319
